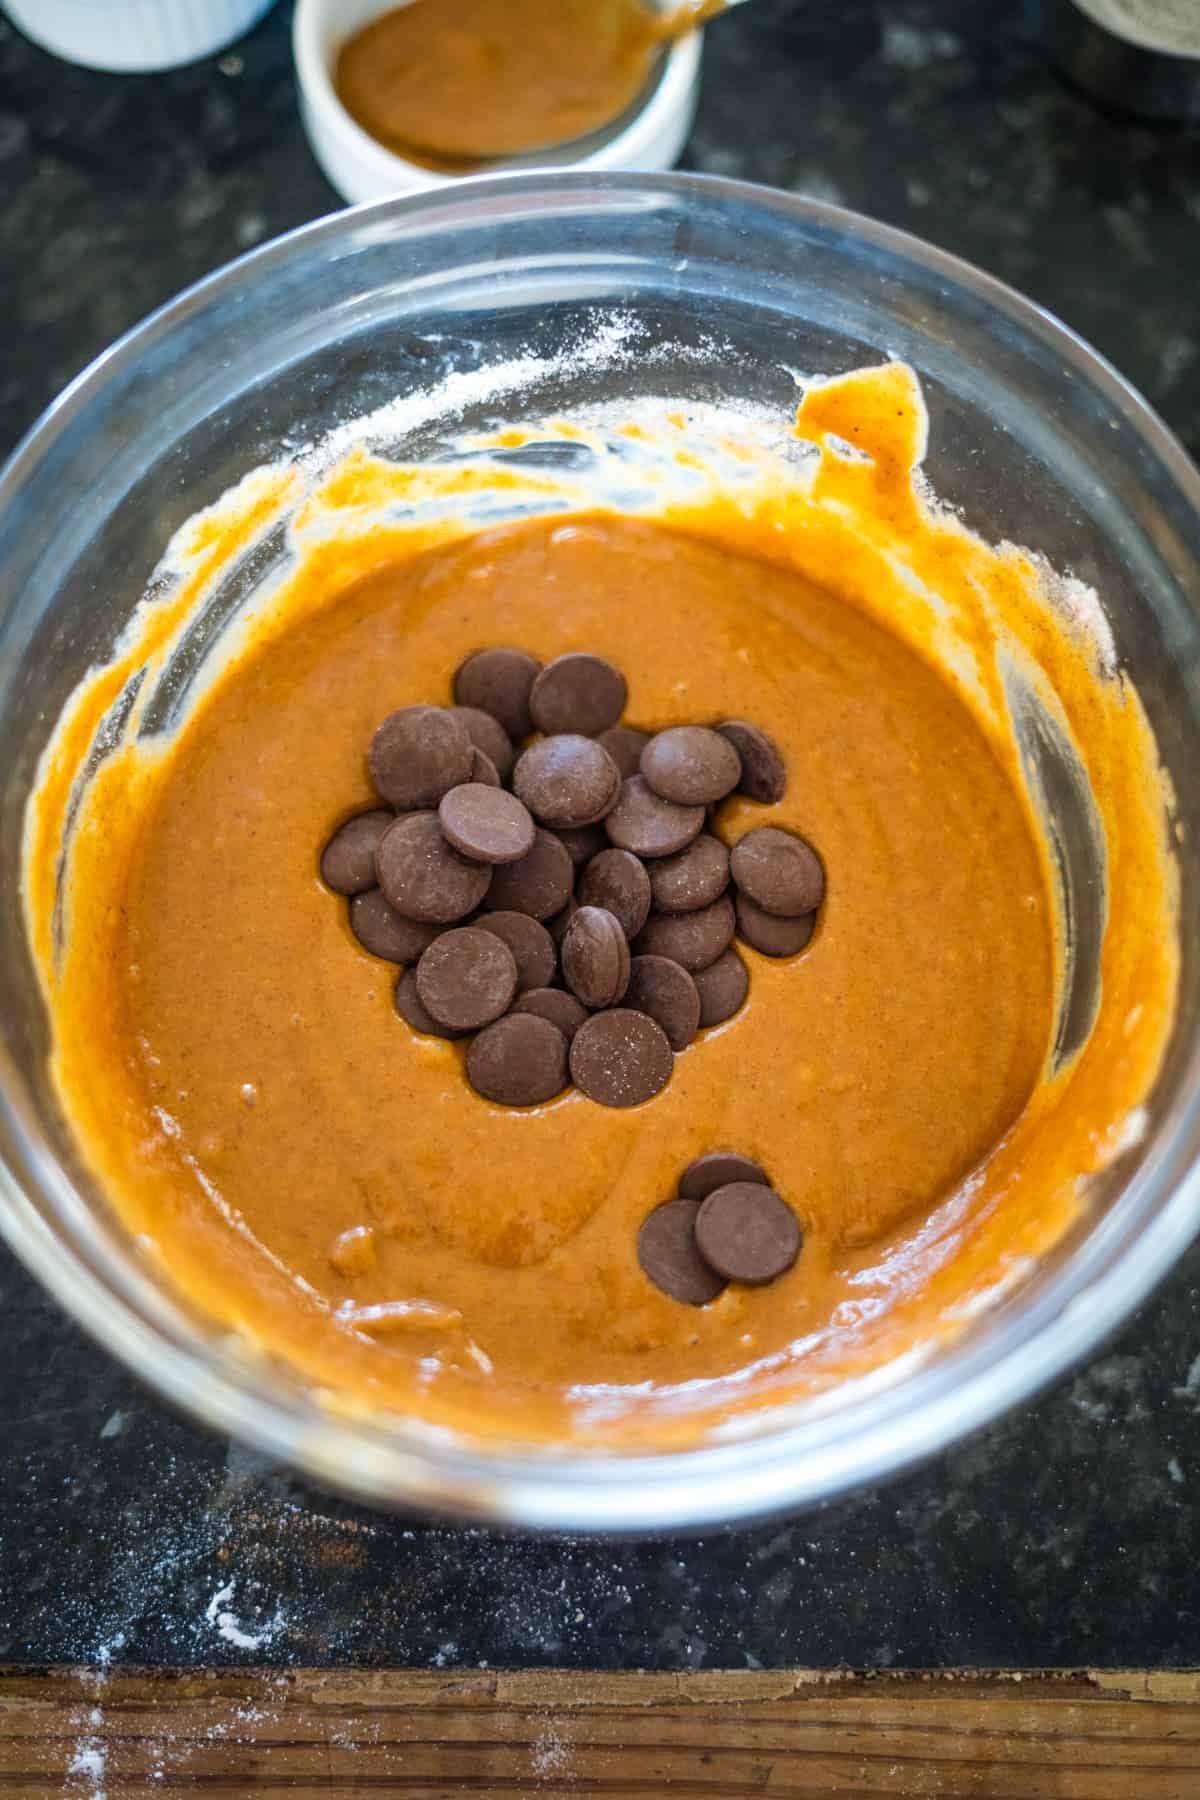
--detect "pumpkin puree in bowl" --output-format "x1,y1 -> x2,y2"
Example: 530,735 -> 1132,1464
23,363 -> 1178,1450
337,0 -> 724,163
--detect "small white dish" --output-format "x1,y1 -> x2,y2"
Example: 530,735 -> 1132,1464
292,0 -> 703,203
2,0 -> 277,71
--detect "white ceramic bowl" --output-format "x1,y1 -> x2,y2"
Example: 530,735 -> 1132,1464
2,0 -> 277,71
292,0 -> 703,202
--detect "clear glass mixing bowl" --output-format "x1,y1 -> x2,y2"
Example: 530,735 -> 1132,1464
1,174 -> 1198,1531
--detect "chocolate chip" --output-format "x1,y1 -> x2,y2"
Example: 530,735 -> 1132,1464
716,720 -> 787,804
570,1009 -> 673,1107
450,704 -> 515,779
529,652 -> 627,737
605,775 -> 705,859
320,810 -> 394,895
394,968 -> 470,1040
512,987 -> 588,1041
637,1199 -> 726,1306
453,646 -> 542,741
561,905 -> 631,1009
349,889 -> 441,963
640,725 -> 742,806
647,833 -> 730,914
735,893 -> 816,958
730,827 -> 824,916
475,910 -> 556,992
597,724 -> 650,779
633,894 -> 735,971
512,734 -> 620,828
625,954 -> 701,1052
678,1151 -> 769,1200
553,824 -> 608,868
375,811 -> 493,923
467,1012 -> 570,1106
577,848 -> 652,940
485,827 -> 574,920
471,747 -> 502,788
368,706 -> 474,810
546,896 -> 579,947
438,783 -> 536,865
415,926 -> 518,1030
693,946 -> 749,1026
695,1183 -> 802,1284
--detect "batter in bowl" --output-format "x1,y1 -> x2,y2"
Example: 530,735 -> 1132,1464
24,362 -> 1177,1449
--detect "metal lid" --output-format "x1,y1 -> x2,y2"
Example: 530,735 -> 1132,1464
1046,0 -> 1200,118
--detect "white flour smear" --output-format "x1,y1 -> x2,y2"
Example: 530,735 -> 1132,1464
204,1578 -> 285,1652
66,1709 -> 107,1799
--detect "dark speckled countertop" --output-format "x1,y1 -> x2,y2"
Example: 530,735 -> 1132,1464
2,0 -> 1199,1672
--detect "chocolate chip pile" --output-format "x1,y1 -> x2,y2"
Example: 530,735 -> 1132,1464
320,646 -> 824,1109
639,1153 -> 802,1303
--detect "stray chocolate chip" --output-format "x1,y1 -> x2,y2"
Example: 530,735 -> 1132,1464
546,896 -> 579,947
625,954 -> 701,1052
471,748 -> 502,787
647,833 -> 730,914
376,811 -> 493,923
695,1182 -> 802,1284
350,889 -> 441,963
475,910 -> 557,992
467,1012 -> 570,1106
529,652 -> 627,737
415,926 -> 518,1031
735,893 -> 816,958
321,810 -> 394,895
450,704 -> 514,780
512,734 -> 620,828
394,968 -> 470,1040
605,775 -> 705,859
438,783 -> 536,865
561,905 -> 631,1009
570,1009 -> 673,1107
513,986 -> 588,1041
485,827 -> 574,920
368,706 -> 474,810
638,1198 -> 726,1305
730,827 -> 824,917
640,726 -> 742,806
554,824 -> 608,867
716,720 -> 787,804
693,946 -> 749,1026
634,894 -> 735,972
678,1151 -> 769,1200
453,646 -> 542,741
577,848 -> 652,940
597,724 -> 650,780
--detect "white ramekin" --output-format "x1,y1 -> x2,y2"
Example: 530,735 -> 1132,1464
292,0 -> 703,203
1,0 -> 277,70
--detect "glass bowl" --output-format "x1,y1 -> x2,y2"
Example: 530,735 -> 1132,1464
2,173 -> 1198,1531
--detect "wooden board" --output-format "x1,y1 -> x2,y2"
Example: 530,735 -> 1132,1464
2,1666 -> 1198,1797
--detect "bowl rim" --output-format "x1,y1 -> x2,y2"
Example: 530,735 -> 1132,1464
2,170 -> 1199,1531
291,0 -> 704,192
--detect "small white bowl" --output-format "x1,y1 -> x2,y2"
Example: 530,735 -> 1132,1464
3,0 -> 277,71
292,0 -> 703,203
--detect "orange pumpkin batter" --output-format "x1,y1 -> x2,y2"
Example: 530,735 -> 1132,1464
24,363 -> 1177,1450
